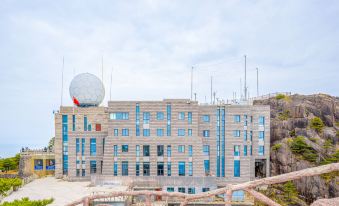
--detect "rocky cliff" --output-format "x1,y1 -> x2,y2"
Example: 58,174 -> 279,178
254,93 -> 339,204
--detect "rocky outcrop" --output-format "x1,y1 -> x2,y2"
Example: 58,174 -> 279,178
254,94 -> 339,204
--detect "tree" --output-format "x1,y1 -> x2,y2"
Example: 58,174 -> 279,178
48,137 -> 55,151
283,181 -> 298,199
310,117 -> 325,133
2,159 -> 12,172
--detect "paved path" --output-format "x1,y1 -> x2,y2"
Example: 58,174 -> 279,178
1,177 -> 127,206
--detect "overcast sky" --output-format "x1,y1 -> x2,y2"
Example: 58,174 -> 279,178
0,0 -> 338,157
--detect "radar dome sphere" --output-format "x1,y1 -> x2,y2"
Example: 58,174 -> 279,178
69,73 -> 105,107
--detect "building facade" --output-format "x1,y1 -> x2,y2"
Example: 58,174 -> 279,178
55,99 -> 270,197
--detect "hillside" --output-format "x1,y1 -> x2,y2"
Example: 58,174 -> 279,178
254,93 -> 339,204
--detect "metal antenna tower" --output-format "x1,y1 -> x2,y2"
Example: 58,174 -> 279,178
244,55 -> 247,100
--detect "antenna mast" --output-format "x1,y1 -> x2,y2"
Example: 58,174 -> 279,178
244,55 -> 247,100
256,67 -> 259,97
61,56 -> 64,106
190,66 -> 193,100
110,67 -> 113,101
210,76 -> 213,104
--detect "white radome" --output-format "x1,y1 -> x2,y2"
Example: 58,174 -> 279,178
69,73 -> 105,107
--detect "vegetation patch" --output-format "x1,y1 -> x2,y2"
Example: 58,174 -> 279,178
278,110 -> 290,121
0,197 -> 53,206
309,117 -> 325,133
0,178 -> 22,196
0,154 -> 20,173
309,137 -> 317,143
289,129 -> 296,137
290,136 -> 318,163
276,93 -> 286,100
272,143 -> 282,152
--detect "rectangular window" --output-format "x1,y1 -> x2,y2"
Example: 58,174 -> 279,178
178,161 -> 185,176
156,112 -> 164,120
114,129 -> 118,136
88,124 -> 92,131
157,145 -> 164,156
167,162 -> 171,176
136,104 -> 140,136
156,128 -> 164,137
167,187 -> 174,192
76,138 -> 80,154
143,162 -> 150,176
178,145 -> 185,153
250,131 -> 253,141
244,130 -> 247,141
178,187 -> 186,193
167,145 -> 171,157
136,162 -> 140,176
114,145 -> 118,156
250,145 -> 253,156
110,112 -> 129,120
202,115 -> 210,122
102,138 -> 105,154
143,112 -> 150,124
76,169 -> 80,177
203,145 -> 210,155
157,162 -> 164,176
233,130 -> 241,137
167,104 -> 171,136
234,115 -> 241,123
122,161 -> 128,176
244,115 -> 248,126
82,169 -> 85,177
114,161 -> 118,176
244,145 -> 248,156
204,160 -> 210,175
188,129 -> 192,136
95,124 -> 101,131
188,162 -> 193,176
188,145 -> 193,157
188,187 -> 195,194
143,129 -> 150,137
81,138 -> 85,156
143,145 -> 150,157
90,138 -> 96,156
72,115 -> 76,131
178,112 -> 185,120
84,116 -> 88,131
122,129 -> 129,136
234,145 -> 240,156
136,145 -> 140,157
203,130 -> 210,137
202,188 -> 210,192
90,160 -> 96,174
259,116 -> 265,125
234,160 -> 240,177
259,146 -> 265,156
259,131 -> 265,140
188,112 -> 192,124
122,145 -> 128,152
178,129 -> 185,136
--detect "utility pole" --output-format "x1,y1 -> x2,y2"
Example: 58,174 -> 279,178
244,55 -> 247,100
191,66 -> 194,100
194,93 -> 197,101
256,67 -> 259,97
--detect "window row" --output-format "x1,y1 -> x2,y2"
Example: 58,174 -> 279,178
110,112 -> 193,122
112,128 -> 194,137
233,115 -> 265,126
113,145 -> 193,157
234,145 -> 265,156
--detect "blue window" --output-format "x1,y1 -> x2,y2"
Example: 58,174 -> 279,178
76,138 -> 80,154
178,162 -> 185,176
143,112 -> 150,124
188,162 -> 193,176
157,145 -> 164,156
188,187 -> 195,194
110,112 -> 129,120
122,145 -> 128,152
234,145 -> 240,156
143,129 -> 150,137
203,145 -> 210,155
203,130 -> 210,137
234,160 -> 240,177
234,115 -> 241,123
232,190 -> 245,202
167,145 -> 171,157
202,115 -> 210,122
122,161 -> 128,176
84,116 -> 88,131
178,187 -> 185,193
167,187 -> 174,192
188,129 -> 192,136
156,112 -> 164,120
90,160 -> 96,174
114,129 -> 118,136
90,138 -> 96,156
167,162 -> 171,176
250,145 -> 253,156
136,104 -> 140,136
250,131 -> 253,141
136,162 -> 140,176
178,112 -> 185,120
244,130 -> 247,141
114,145 -> 118,156
143,145 -> 150,157
178,129 -> 185,136
167,104 -> 171,136
244,115 -> 248,126
102,138 -> 105,154
114,161 -> 118,176
81,138 -> 85,156
202,188 -> 210,192
204,160 -> 210,175
178,145 -> 185,153
122,128 -> 129,136
88,124 -> 91,131
72,115 -> 76,131
188,112 -> 192,124
259,146 -> 265,156
136,145 -> 140,157
188,145 -> 193,157
157,128 -> 164,137
259,131 -> 265,140
259,116 -> 265,125
244,145 -> 247,156
233,130 -> 240,137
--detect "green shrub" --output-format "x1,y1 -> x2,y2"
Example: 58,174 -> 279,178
289,129 -> 296,137
290,136 -> 318,162
0,197 -> 53,206
309,137 -> 317,143
310,117 -> 324,133
0,154 -> 20,172
0,178 -> 22,196
276,94 -> 286,100
272,143 -> 282,151
278,110 -> 290,121
283,181 -> 298,199
323,139 -> 333,152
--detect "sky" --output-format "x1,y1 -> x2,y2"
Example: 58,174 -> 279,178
0,0 -> 338,157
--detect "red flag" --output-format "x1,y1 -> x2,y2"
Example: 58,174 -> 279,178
73,96 -> 80,106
